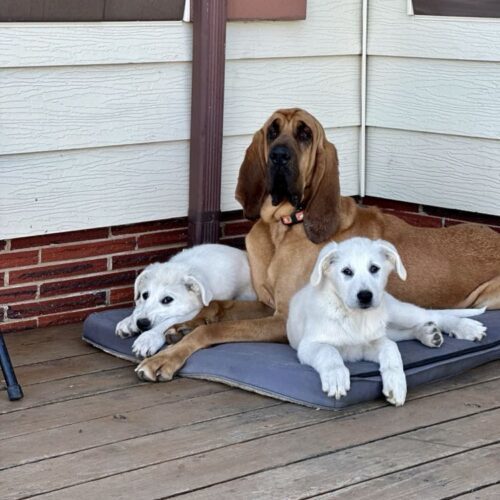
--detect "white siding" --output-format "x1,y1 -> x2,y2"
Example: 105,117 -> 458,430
366,0 -> 500,215
0,0 -> 362,239
367,128 -> 500,216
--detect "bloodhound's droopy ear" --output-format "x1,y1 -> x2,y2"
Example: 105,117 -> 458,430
303,138 -> 342,244
235,129 -> 267,220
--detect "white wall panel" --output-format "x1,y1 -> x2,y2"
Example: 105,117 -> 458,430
0,142 -> 189,239
1,0 -> 361,69
366,128 -> 500,216
368,0 -> 500,62
367,56 -> 500,140
1,22 -> 192,68
224,56 -> 360,136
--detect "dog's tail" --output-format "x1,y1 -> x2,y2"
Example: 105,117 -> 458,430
437,307 -> 486,318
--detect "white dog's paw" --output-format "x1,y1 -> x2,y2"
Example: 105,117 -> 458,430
319,365 -> 351,400
115,317 -> 137,339
416,322 -> 444,348
132,330 -> 166,358
447,318 -> 487,342
381,368 -> 407,406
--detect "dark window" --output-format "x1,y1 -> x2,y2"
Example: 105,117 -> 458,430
413,0 -> 500,19
0,0 -> 186,22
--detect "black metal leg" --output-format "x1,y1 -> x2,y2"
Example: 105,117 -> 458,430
0,333 -> 23,401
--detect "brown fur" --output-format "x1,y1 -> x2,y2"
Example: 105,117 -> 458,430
136,108 -> 500,382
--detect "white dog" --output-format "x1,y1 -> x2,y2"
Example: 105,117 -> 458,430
116,244 -> 256,357
287,237 -> 486,406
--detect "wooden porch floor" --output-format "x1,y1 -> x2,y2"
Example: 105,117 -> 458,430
1,324 -> 500,500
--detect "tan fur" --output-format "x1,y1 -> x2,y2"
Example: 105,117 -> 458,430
136,108 -> 500,382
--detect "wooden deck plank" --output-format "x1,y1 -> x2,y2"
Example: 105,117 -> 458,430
0,402 -> 336,499
0,378 -> 229,440
321,443 -> 500,499
0,389 -> 276,473
455,483 -> 500,499
23,380 -> 500,499
5,324 -> 91,366
175,409 -> 500,500
0,365 -> 140,415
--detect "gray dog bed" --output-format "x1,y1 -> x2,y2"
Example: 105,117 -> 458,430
82,308 -> 500,410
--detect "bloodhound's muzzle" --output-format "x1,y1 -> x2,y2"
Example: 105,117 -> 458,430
236,108 -> 342,244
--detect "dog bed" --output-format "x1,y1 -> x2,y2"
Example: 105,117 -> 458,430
82,308 -> 500,410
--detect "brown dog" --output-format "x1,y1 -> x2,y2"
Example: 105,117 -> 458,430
136,108 -> 500,382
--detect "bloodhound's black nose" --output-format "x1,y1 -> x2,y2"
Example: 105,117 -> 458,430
269,145 -> 291,167
136,318 -> 152,331
357,290 -> 373,307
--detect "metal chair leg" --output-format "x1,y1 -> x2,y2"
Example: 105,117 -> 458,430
0,333 -> 23,401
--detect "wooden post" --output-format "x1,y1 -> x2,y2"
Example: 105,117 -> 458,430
188,0 -> 227,245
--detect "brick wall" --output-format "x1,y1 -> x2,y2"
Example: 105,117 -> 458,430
0,212 -> 252,334
1,200 -> 498,334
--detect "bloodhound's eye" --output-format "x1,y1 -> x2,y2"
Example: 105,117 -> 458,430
296,122 -> 312,142
267,121 -> 280,141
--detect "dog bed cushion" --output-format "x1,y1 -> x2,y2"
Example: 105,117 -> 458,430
82,308 -> 500,410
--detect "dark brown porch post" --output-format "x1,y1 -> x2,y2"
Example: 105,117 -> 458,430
188,0 -> 227,245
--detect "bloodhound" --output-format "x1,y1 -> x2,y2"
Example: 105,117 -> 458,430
136,108 -> 500,382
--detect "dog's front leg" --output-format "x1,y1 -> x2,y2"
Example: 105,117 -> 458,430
115,314 -> 137,338
136,314 -> 286,382
164,300 -> 274,344
366,337 -> 406,406
297,341 -> 350,399
131,314 -> 197,358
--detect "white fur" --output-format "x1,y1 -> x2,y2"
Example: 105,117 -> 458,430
115,244 -> 256,357
287,237 -> 487,406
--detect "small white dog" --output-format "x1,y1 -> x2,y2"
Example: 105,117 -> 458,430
287,237 -> 486,406
116,244 -> 256,357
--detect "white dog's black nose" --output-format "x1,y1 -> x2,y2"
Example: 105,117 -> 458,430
357,290 -> 373,307
136,318 -> 151,331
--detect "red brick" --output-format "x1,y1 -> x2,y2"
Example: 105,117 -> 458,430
384,210 -> 442,228
10,227 -> 109,250
137,229 -> 188,249
37,304 -> 128,328
110,286 -> 135,304
0,285 -> 38,304
223,220 -> 254,237
220,210 -> 245,222
40,271 -> 136,297
9,258 -> 108,285
0,240 -> 6,251
7,292 -> 106,319
0,250 -> 39,270
0,319 -> 38,334
423,205 -> 500,226
0,273 -> 4,287
360,196 -> 420,213
111,217 -> 187,236
41,237 -> 136,263
220,236 -> 247,250
112,247 -> 184,269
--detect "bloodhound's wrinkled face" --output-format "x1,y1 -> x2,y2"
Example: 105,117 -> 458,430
236,108 -> 341,244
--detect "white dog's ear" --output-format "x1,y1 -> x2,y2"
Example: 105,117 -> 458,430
377,240 -> 407,281
310,242 -> 339,287
134,267 -> 153,301
185,275 -> 213,306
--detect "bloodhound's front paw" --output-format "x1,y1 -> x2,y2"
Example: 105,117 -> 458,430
164,318 -> 205,345
135,351 -> 183,382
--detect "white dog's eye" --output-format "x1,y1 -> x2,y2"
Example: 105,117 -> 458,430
369,265 -> 380,274
161,296 -> 174,305
142,292 -> 149,300
341,267 -> 354,277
